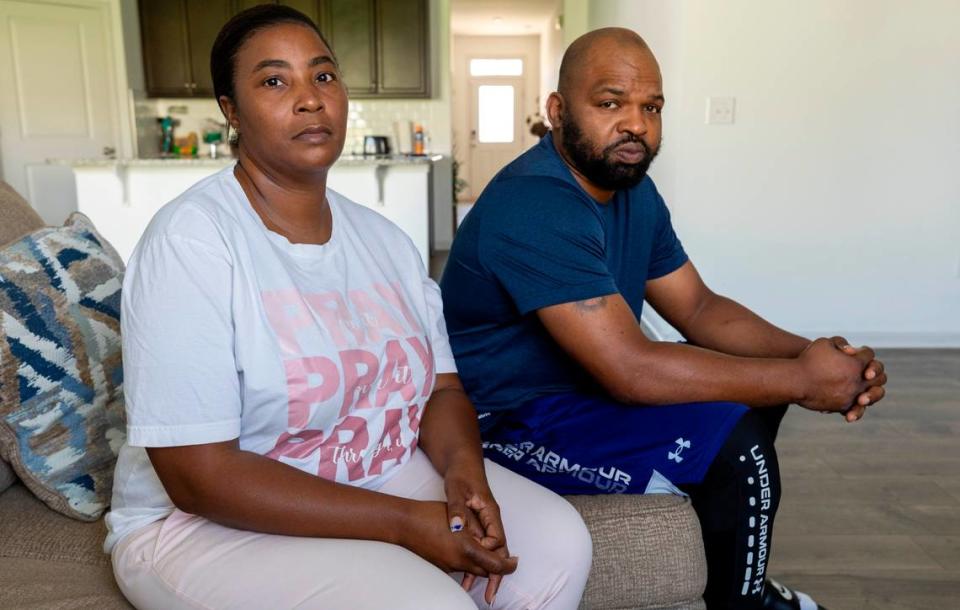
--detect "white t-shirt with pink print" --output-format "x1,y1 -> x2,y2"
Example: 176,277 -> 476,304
104,165 -> 456,552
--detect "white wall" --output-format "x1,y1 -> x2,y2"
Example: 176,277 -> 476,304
539,2 -> 563,117
587,0 -> 960,347
589,1 -> 682,207
561,0 -> 588,47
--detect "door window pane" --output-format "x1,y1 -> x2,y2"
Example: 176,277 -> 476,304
470,58 -> 523,76
478,85 -> 514,143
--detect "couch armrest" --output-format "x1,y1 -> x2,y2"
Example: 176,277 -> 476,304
566,494 -> 707,610
0,181 -> 45,246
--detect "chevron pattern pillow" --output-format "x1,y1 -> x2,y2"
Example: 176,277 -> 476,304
0,213 -> 125,520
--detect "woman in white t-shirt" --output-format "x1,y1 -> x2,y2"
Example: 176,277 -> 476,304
104,5 -> 591,609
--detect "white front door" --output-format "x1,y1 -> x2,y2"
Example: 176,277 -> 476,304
0,0 -> 124,223
468,74 -> 525,198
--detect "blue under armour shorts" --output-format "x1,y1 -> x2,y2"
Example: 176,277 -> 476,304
481,393 -> 748,495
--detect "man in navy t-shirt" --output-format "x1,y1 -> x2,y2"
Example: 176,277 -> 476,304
441,27 -> 888,610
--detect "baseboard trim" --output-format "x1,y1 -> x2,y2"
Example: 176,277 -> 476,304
642,320 -> 960,349
796,332 -> 960,349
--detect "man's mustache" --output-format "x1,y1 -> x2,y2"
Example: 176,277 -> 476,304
602,136 -> 654,158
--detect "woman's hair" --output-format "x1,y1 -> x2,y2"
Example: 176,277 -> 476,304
210,4 -> 337,105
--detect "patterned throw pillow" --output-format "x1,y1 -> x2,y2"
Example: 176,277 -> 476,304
0,213 -> 125,520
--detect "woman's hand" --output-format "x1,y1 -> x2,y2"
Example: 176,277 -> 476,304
444,464 -> 513,603
416,373 -> 517,603
400,499 -> 517,594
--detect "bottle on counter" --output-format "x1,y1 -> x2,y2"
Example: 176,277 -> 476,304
159,117 -> 175,155
203,119 -> 226,158
203,131 -> 223,158
413,123 -> 425,156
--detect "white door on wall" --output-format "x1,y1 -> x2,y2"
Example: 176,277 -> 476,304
0,0 -> 124,224
467,58 -> 526,199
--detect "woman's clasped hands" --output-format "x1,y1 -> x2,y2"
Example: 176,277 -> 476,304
403,464 -> 518,605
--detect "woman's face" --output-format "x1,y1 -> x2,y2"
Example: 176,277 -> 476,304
224,23 -> 347,173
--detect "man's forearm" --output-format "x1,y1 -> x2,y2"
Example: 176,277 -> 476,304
680,292 -> 810,359
614,340 -> 808,407
540,292 -> 868,411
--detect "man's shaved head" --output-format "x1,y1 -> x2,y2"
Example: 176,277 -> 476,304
558,28 -> 654,98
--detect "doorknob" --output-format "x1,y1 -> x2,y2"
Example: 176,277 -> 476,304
102,146 -> 116,158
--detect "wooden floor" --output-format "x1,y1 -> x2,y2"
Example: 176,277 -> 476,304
771,349 -> 960,609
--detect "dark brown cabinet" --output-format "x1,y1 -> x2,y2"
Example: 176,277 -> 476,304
375,0 -> 428,97
138,0 -> 190,97
324,0 -> 429,98
139,0 -> 231,97
139,0 -> 429,99
326,0 -> 377,96
185,1 -> 233,95
279,0 -> 323,28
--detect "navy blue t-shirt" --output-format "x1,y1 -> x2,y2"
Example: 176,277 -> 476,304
440,134 -> 688,430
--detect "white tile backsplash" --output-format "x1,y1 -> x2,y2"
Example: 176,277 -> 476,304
345,99 -> 440,155
135,97 -> 445,157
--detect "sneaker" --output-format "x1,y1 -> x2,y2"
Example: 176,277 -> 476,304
761,578 -> 827,610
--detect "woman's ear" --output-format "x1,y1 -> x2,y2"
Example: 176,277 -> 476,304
218,95 -> 240,132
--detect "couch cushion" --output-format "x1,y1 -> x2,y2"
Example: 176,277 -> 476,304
0,483 -> 108,565
567,494 -> 707,610
0,485 -> 130,606
0,558 -> 131,610
0,213 -> 125,520
0,458 -> 15,493
0,180 -> 44,247
0,484 -> 702,610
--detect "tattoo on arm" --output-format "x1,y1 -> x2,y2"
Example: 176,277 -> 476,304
574,296 -> 608,312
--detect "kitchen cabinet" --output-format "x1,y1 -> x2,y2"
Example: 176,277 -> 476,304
326,0 -> 429,98
139,0 -> 429,99
279,0 -> 324,38
325,0 -> 378,96
139,0 -> 231,97
375,0 -> 428,97
235,0 -> 321,22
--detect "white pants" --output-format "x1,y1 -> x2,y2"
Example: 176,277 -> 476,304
111,451 -> 592,610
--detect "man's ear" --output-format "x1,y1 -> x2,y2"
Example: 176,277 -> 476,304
546,92 -> 564,130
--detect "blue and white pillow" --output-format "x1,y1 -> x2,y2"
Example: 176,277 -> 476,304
0,213 -> 125,520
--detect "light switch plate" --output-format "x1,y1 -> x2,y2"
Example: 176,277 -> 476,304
706,97 -> 735,124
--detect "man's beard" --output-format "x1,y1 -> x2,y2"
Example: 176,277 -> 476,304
560,112 -> 659,191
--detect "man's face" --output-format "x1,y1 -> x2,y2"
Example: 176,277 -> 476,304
557,43 -> 664,191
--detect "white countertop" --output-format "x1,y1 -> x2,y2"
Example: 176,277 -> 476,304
50,154 -> 442,168
66,152 -> 439,266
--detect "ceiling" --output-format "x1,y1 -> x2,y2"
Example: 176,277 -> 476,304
450,0 -> 560,36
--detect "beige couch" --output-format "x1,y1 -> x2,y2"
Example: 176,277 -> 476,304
0,180 -> 706,610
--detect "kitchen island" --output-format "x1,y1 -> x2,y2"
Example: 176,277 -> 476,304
54,155 -> 450,265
